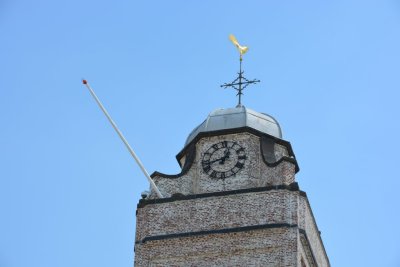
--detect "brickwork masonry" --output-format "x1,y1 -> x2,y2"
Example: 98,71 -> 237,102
135,187 -> 329,266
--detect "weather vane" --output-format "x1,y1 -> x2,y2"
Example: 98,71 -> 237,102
220,34 -> 260,107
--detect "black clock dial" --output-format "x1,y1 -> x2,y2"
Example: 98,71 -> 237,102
201,141 -> 247,179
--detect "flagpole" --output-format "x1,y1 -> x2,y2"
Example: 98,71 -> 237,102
82,79 -> 163,198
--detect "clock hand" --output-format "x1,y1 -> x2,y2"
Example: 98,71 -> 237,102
209,157 -> 225,164
208,149 -> 230,165
219,150 -> 231,164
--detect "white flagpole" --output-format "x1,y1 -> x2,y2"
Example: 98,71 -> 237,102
82,79 -> 163,198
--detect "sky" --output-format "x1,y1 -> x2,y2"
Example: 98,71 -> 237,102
1,0 -> 400,266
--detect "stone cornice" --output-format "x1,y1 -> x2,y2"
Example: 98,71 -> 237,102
175,126 -> 299,172
135,223 -> 299,244
137,182 -> 302,209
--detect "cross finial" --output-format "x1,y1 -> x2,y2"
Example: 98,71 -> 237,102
220,34 -> 260,107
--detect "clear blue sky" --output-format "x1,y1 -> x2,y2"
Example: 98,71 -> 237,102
1,0 -> 400,266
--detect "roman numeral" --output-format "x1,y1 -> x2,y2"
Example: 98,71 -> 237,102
202,160 -> 210,165
203,152 -> 211,160
210,171 -> 217,178
203,165 -> 211,173
236,147 -> 244,154
235,162 -> 244,169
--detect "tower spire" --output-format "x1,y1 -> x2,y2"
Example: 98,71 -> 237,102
220,34 -> 260,107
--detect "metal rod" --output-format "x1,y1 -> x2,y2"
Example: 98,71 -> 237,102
82,79 -> 163,198
238,57 -> 243,107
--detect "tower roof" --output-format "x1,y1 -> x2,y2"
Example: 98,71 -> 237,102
185,106 -> 282,146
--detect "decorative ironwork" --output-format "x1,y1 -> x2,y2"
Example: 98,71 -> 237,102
221,34 -> 260,107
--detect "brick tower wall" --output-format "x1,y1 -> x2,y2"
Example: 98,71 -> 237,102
134,186 -> 329,266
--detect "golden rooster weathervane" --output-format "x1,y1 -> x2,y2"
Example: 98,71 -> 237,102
229,34 -> 249,60
221,34 -> 260,107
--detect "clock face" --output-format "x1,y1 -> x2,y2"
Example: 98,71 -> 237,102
201,141 -> 247,179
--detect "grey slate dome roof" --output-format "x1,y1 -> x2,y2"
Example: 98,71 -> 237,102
185,106 -> 282,146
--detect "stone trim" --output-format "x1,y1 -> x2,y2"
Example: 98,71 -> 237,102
299,229 -> 318,267
175,126 -> 298,169
300,196 -> 331,266
150,143 -> 196,179
135,223 -> 299,244
137,182 -> 303,209
260,135 -> 299,172
150,127 -> 299,179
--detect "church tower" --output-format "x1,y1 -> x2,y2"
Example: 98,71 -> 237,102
134,105 -> 330,266
134,36 -> 329,267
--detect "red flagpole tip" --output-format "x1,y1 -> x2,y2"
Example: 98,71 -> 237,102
82,79 -> 87,84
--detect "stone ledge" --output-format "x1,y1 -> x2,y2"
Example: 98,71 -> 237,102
137,182 -> 304,209
136,223 -> 298,244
